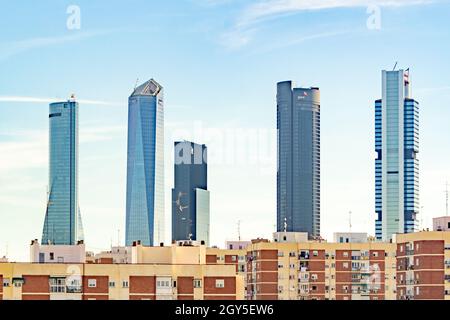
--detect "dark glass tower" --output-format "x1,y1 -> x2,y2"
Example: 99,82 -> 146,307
42,97 -> 84,245
375,69 -> 419,241
125,79 -> 165,246
172,141 -> 209,245
277,81 -> 320,239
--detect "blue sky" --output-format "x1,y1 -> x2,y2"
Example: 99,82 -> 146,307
1,0 -> 450,261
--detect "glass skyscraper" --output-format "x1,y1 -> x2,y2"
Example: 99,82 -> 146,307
375,69 -> 420,241
172,141 -> 209,246
277,81 -> 321,239
41,98 -> 84,245
125,79 -> 165,246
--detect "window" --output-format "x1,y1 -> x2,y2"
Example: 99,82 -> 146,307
122,281 -> 129,288
416,287 -> 420,296
49,252 -> 54,260
231,255 -> 237,262
416,258 -> 419,266
157,280 -> 171,288
57,257 -> 64,263
313,251 -> 318,257
109,281 -> 115,288
343,252 -> 348,258
311,285 -> 317,291
193,279 -> 202,288
343,262 -> 349,269
311,274 -> 318,280
88,279 -> 97,288
50,278 -> 66,293
215,279 -> 225,288
400,245 -> 403,253
3,278 -> 10,287
372,252 -> 379,258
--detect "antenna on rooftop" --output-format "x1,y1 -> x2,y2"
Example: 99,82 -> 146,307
393,61 -> 398,71
349,211 -> 352,233
134,78 -> 139,90
237,220 -> 241,241
446,181 -> 449,216
283,217 -> 288,233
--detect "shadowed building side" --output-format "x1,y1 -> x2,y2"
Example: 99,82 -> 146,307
172,141 -> 209,246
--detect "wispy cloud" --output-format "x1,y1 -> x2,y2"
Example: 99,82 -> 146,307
239,0 -> 436,27
0,96 -> 121,106
0,30 -> 113,61
221,0 -> 437,49
0,125 -> 126,172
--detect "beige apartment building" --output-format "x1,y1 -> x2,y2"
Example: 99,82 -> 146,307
3,231 -> 450,300
0,242 -> 244,300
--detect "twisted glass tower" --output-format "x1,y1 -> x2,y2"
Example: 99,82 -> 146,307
41,98 -> 84,245
125,79 -> 165,246
375,69 -> 419,241
277,81 -> 321,239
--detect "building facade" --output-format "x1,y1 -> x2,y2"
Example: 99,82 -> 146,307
375,69 -> 420,241
172,141 -> 210,246
41,98 -> 84,245
0,243 -> 243,300
125,79 -> 165,246
245,238 -> 396,300
433,216 -> 450,231
396,231 -> 450,300
277,81 -> 321,238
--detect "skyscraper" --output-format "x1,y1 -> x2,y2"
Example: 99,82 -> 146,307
172,141 -> 210,246
375,69 -> 420,241
277,81 -> 321,238
42,97 -> 84,245
125,79 -> 165,246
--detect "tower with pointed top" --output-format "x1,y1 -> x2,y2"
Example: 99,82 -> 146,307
42,99 -> 84,245
125,79 -> 165,246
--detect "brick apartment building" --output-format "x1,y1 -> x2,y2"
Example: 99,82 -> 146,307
244,238 -> 397,300
396,231 -> 450,300
2,231 -> 450,300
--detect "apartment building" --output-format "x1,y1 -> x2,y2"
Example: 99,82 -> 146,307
0,242 -> 244,300
245,237 -> 397,300
395,231 -> 450,300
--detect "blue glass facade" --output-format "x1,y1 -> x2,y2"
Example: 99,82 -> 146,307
42,100 -> 84,245
172,141 -> 209,245
125,79 -> 165,246
277,81 -> 320,238
375,70 -> 419,241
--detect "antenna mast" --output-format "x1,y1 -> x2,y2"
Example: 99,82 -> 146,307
349,211 -> 352,233
237,220 -> 241,241
446,181 -> 449,216
393,61 -> 398,71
